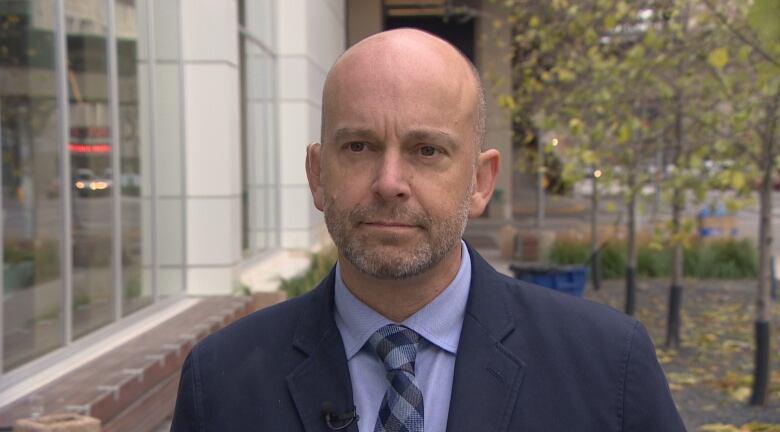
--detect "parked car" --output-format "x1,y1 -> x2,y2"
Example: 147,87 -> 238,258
73,168 -> 111,197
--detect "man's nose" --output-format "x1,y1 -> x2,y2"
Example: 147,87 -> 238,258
371,151 -> 410,200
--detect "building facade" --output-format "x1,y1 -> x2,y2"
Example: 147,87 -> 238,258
0,0 -> 344,392
0,1 -> 515,426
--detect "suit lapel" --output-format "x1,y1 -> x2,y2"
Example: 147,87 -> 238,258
286,271 -> 358,432
446,248 -> 526,432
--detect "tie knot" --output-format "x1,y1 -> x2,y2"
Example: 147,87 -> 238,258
369,324 -> 420,374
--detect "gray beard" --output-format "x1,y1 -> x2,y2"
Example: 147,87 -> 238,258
323,183 -> 473,280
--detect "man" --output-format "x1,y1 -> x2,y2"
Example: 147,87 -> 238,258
172,29 -> 686,432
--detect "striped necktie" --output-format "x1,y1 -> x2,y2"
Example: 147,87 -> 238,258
369,324 -> 424,432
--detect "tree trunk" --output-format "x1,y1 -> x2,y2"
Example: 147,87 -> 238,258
750,88 -> 779,406
625,177 -> 637,316
751,169 -> 772,405
666,40 -> 688,347
536,136 -> 545,228
666,187 -> 684,348
591,175 -> 600,291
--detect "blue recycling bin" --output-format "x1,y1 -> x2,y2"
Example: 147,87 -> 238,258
509,263 -> 588,297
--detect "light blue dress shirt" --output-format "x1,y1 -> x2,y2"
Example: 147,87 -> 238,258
334,240 -> 472,432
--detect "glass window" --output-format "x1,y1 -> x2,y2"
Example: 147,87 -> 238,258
1,0 -> 64,371
240,0 -> 278,254
117,0 -> 149,316
242,0 -> 273,50
0,0 -> 185,376
65,0 -> 115,340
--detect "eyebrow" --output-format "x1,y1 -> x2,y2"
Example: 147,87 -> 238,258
331,127 -> 459,149
331,127 -> 378,143
403,128 -> 459,150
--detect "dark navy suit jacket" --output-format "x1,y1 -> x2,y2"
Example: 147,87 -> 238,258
171,246 -> 686,431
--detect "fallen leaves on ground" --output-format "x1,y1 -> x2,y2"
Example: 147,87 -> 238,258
585,279 -> 780,429
700,423 -> 780,432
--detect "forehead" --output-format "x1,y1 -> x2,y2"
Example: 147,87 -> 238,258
323,35 -> 478,137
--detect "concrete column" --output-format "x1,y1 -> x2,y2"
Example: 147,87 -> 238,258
276,0 -> 346,249
180,0 -> 242,295
139,0 -> 190,299
476,0 -> 513,221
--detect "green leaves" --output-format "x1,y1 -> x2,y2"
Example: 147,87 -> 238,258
708,47 -> 730,70
617,123 -> 632,144
497,94 -> 517,110
729,171 -> 747,191
555,67 -> 576,82
627,44 -> 647,61
604,14 -> 617,29
568,117 -> 584,134
738,45 -> 752,62
581,149 -> 598,165
747,0 -> 780,45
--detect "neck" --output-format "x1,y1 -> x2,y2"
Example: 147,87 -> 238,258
339,242 -> 463,322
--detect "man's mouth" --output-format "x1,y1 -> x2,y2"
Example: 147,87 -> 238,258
361,221 -> 418,228
348,206 -> 431,230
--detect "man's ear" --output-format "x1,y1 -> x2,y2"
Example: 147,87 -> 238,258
469,149 -> 500,218
306,143 -> 325,211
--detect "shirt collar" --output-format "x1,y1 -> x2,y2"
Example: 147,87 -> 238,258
334,240 -> 472,359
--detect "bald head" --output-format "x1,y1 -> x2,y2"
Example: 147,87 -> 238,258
306,29 -> 501,287
320,28 -> 486,152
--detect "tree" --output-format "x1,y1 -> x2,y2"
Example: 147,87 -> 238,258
492,0 -> 780,406
644,0 -> 714,349
693,0 -> 780,405
500,0 -> 689,316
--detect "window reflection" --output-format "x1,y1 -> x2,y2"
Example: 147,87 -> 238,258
65,0 -> 114,339
1,0 -> 182,373
241,10 -> 278,253
1,0 -> 64,371
117,0 -> 149,316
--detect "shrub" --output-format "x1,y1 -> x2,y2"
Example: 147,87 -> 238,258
548,240 -> 590,265
692,239 -> 757,278
597,243 -> 627,279
280,247 -> 338,297
548,237 -> 757,279
683,246 -> 702,277
547,240 -> 625,278
637,246 -> 670,278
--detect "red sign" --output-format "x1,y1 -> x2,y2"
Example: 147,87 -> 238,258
68,144 -> 111,153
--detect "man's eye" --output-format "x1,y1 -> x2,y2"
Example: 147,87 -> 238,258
419,145 -> 437,157
349,142 -> 366,152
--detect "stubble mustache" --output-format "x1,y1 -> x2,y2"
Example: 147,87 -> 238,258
347,204 -> 433,230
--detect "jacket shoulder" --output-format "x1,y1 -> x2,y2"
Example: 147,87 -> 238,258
495,270 -> 636,335
488,273 -> 685,430
193,287 -> 316,360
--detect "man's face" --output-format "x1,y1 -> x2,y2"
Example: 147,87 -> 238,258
311,40 -> 481,280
